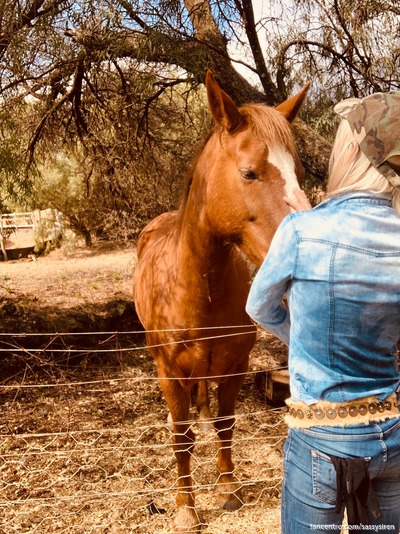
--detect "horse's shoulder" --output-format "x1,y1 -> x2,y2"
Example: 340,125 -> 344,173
136,210 -> 179,258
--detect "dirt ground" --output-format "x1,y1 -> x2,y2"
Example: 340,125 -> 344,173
0,242 -> 289,533
0,240 -> 136,321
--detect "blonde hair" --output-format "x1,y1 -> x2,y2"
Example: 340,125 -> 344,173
327,119 -> 400,214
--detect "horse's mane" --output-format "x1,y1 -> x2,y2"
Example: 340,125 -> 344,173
178,102 -> 297,213
178,130 -> 213,213
239,103 -> 297,154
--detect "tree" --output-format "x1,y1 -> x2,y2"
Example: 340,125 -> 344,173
0,102 -> 36,211
0,0 -> 398,238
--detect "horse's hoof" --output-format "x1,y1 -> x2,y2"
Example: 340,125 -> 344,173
217,491 -> 243,511
173,506 -> 203,532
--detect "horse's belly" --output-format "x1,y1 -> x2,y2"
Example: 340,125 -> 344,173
146,325 -> 256,383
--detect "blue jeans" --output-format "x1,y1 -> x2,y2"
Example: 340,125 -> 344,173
281,417 -> 400,534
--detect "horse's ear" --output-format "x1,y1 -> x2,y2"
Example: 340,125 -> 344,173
276,82 -> 310,123
205,70 -> 245,132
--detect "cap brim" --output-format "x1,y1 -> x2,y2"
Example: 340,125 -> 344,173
334,98 -> 362,118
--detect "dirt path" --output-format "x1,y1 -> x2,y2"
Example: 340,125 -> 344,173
0,242 -> 136,310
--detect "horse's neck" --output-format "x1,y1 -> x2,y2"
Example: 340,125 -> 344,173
161,162 -> 252,320
172,208 -> 251,322
176,213 -> 229,274
175,175 -> 231,278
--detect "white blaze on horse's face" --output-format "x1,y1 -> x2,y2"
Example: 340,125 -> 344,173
267,144 -> 300,210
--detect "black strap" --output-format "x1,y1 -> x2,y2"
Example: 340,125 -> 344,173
329,455 -> 381,526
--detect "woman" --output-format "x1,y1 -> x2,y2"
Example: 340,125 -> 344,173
246,93 -> 400,533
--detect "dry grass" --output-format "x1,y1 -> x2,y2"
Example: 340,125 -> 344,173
0,242 -> 288,533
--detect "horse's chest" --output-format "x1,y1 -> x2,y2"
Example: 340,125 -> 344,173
137,237 -> 251,333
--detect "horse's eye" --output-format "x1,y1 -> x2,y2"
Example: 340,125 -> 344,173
240,169 -> 258,181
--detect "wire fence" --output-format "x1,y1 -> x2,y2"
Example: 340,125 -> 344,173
0,329 -> 288,533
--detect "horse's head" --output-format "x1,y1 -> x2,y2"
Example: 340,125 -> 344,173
195,71 -> 309,267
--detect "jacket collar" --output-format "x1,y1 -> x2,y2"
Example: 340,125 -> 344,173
315,191 -> 392,211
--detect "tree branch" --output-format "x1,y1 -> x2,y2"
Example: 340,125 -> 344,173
235,0 -> 279,102
64,13 -> 330,182
0,0 -> 63,58
277,38 -> 383,93
27,91 -> 72,165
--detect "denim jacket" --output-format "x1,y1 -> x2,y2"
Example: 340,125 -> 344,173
246,191 -> 400,405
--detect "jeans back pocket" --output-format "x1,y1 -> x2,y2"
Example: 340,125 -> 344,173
311,450 -> 337,505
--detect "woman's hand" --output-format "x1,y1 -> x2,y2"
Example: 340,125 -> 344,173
284,188 -> 312,212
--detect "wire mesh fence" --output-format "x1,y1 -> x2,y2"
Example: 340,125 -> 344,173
0,331 -> 288,533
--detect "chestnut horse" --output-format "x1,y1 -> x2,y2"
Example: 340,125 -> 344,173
134,71 -> 308,531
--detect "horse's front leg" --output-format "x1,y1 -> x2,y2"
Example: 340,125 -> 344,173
159,377 -> 202,532
214,372 -> 246,511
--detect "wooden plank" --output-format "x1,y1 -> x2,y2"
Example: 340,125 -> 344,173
255,369 -> 290,405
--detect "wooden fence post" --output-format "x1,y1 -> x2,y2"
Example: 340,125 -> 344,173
0,217 -> 9,261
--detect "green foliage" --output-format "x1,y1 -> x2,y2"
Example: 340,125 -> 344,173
33,72 -> 210,242
0,102 -> 35,211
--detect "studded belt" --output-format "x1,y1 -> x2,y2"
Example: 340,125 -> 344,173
285,393 -> 400,428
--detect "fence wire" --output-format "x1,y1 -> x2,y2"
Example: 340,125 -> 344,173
0,330 -> 288,533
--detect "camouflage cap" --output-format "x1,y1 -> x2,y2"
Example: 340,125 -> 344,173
334,92 -> 400,187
